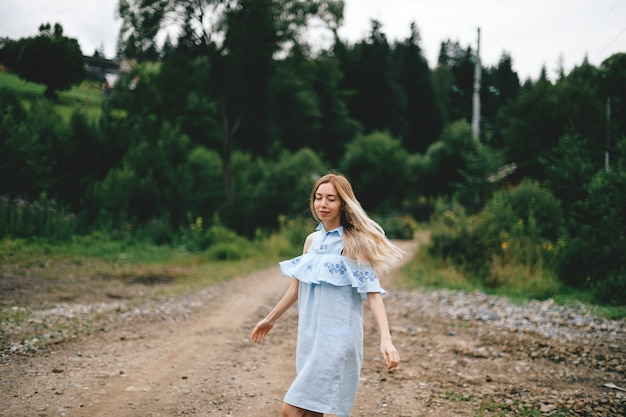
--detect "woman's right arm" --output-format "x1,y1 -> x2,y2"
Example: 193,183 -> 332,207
250,232 -> 314,343
251,279 -> 299,343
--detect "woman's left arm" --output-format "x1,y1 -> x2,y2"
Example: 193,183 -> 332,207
367,292 -> 400,370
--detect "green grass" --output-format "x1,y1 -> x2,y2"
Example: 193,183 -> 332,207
0,230 -> 293,352
399,240 -> 626,320
440,391 -> 547,417
0,222 -> 300,302
0,70 -> 104,121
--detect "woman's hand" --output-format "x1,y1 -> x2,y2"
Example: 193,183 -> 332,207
251,319 -> 274,343
250,279 -> 299,344
380,340 -> 400,370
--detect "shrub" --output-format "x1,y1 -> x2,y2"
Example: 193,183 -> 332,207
259,216 -> 317,259
592,270 -> 626,306
428,181 -> 564,296
207,242 -> 253,261
558,170 -> 626,304
205,224 -> 254,260
414,120 -> 475,198
428,199 -> 486,276
476,181 -> 563,269
90,120 -> 194,228
340,131 -> 411,212
374,215 -> 417,240
137,217 -> 174,245
507,179 -> 563,241
249,147 -> 327,231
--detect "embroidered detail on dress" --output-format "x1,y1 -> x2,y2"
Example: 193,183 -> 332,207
291,258 -> 301,265
353,270 -> 376,283
324,261 -> 346,275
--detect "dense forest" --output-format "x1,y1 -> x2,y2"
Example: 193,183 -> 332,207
0,0 -> 625,305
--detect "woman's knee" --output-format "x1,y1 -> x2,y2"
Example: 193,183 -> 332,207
281,402 -> 295,417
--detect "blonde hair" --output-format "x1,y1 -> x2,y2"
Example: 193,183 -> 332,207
310,173 -> 405,273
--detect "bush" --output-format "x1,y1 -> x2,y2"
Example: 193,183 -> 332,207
414,120 -> 476,198
428,199 -> 486,276
507,179 -> 563,241
248,148 -> 327,231
205,223 -> 247,248
187,146 -> 224,218
137,217 -> 174,245
0,96 -> 67,200
428,181 -> 564,297
592,270 -> 626,306
374,215 -> 417,240
340,131 -> 411,212
476,181 -> 563,268
260,216 -> 317,259
176,214 -> 254,258
207,242 -> 253,261
91,120 -> 194,227
558,170 -> 626,304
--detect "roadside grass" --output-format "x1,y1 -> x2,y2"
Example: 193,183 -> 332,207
0,70 -> 103,121
399,235 -> 626,320
0,233 -> 284,301
440,390 -> 551,417
2,221 -> 623,353
0,230 -> 295,353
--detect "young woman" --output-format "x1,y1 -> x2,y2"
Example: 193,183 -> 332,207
251,172 -> 405,417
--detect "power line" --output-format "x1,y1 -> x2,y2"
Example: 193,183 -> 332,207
570,0 -> 624,56
595,24 -> 626,61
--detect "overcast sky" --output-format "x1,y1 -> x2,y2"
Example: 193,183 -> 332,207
1,0 -> 625,81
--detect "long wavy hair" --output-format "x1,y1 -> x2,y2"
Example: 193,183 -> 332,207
310,173 -> 405,273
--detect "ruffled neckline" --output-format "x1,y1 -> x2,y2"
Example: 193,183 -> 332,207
279,227 -> 385,298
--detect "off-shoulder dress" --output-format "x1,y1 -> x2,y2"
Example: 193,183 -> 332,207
279,224 -> 385,417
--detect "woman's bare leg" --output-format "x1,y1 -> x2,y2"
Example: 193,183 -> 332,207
281,402 -> 323,417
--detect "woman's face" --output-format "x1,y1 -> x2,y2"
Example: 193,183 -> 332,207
314,182 -> 342,229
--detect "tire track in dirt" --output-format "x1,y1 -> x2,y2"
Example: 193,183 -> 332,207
1,265 -> 295,416
1,240 -> 417,417
3,237 -> 624,416
85,264 -> 294,416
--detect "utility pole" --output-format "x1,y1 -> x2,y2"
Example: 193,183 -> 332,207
606,97 -> 611,172
471,27 -> 481,140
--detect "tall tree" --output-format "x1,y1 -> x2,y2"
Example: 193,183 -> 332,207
311,51 -> 361,165
437,39 -> 475,124
601,53 -> 626,144
116,0 -> 344,205
17,23 -> 85,100
554,60 -> 605,155
391,22 -> 441,153
481,53 -> 520,146
0,37 -> 30,70
337,20 -> 405,138
273,46 -> 359,164
496,77 -> 564,180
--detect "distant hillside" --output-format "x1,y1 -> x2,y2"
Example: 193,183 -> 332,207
0,70 -> 104,121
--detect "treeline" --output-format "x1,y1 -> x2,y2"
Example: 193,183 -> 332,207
1,0 -> 625,304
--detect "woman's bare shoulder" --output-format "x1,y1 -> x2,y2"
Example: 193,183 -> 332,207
303,231 -> 316,253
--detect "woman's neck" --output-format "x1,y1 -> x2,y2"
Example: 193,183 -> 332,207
321,220 -> 341,231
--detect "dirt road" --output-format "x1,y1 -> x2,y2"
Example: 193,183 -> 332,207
1,240 -> 624,416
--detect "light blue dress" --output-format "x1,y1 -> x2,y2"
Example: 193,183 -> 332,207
279,224 -> 385,417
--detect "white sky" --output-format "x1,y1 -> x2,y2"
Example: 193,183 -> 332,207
1,0 -> 625,81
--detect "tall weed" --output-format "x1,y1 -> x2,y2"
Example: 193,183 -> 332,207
0,194 -> 78,241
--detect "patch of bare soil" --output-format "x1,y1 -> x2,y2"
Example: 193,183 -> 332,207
1,240 -> 624,416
